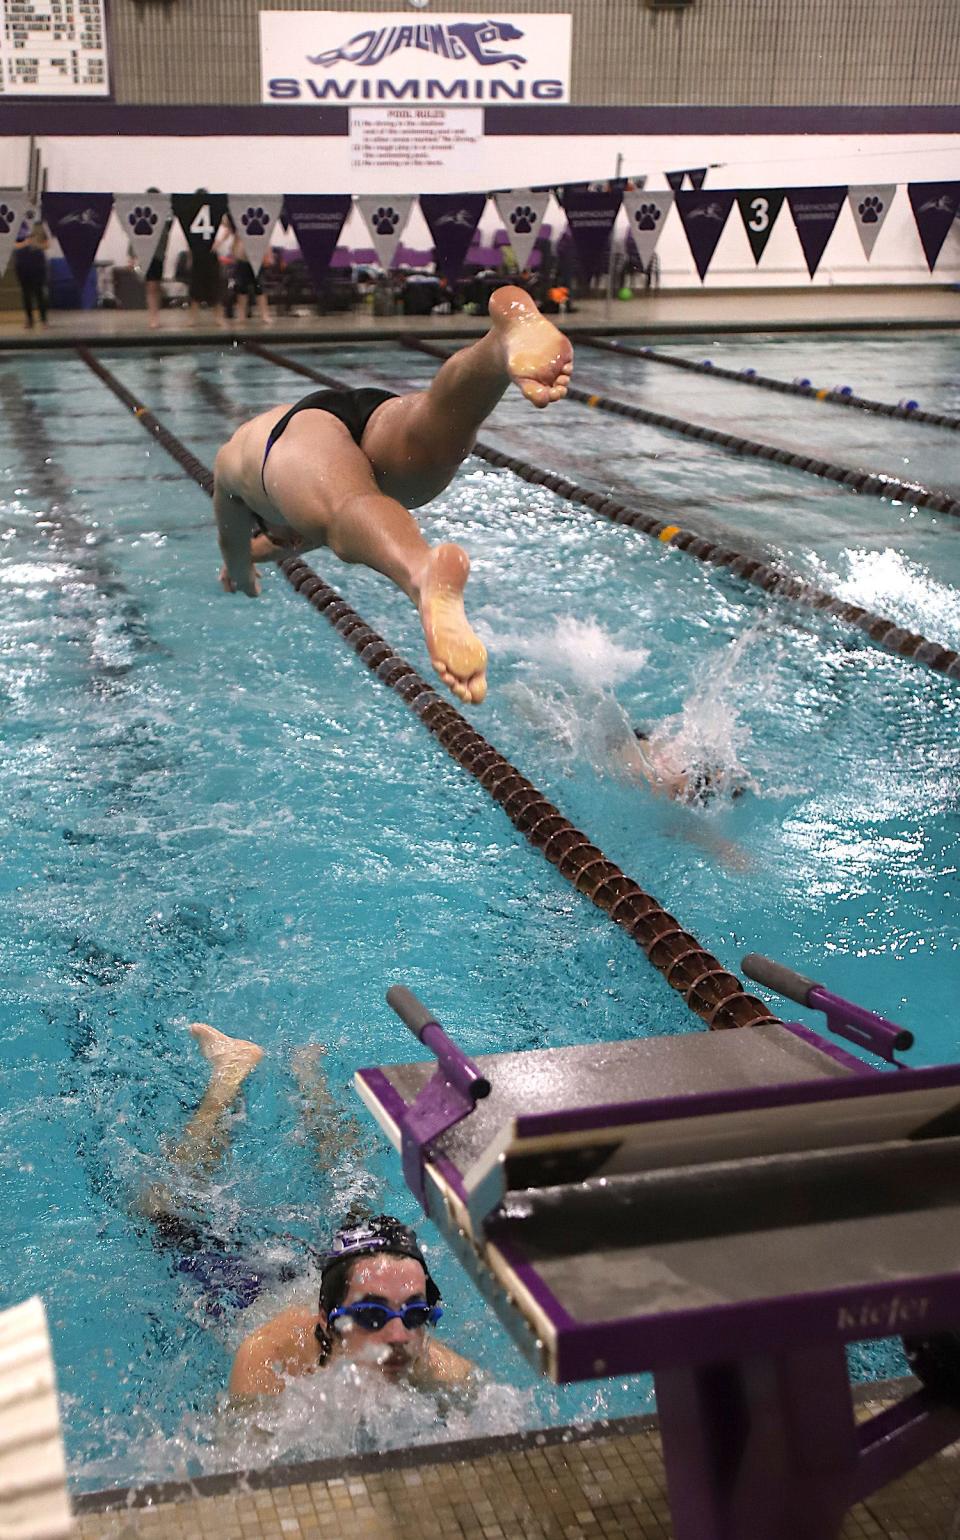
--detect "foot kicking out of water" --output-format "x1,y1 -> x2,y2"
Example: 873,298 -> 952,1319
213,287 -> 572,704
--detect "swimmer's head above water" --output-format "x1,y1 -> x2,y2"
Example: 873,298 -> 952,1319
316,1215 -> 443,1377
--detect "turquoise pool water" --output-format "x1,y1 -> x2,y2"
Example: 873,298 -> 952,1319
0,334 -> 957,1490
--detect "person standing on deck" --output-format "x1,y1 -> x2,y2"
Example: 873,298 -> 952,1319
212,287 -> 573,705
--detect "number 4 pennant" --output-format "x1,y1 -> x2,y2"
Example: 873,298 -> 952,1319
736,190 -> 785,264
171,192 -> 229,254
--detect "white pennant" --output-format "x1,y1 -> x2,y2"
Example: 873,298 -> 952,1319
847,185 -> 896,260
622,190 -> 674,269
493,187 -> 550,272
356,195 -> 414,271
113,192 -> 172,273
0,191 -> 32,278
227,194 -> 285,276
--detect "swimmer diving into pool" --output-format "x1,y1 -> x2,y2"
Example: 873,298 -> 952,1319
140,1024 -> 474,1399
213,287 -> 573,704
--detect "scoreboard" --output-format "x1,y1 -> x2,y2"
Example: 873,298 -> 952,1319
1,1 -> 109,95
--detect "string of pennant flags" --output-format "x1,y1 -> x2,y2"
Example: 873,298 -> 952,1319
1,179 -> 957,298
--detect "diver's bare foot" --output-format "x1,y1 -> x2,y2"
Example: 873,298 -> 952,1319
417,543 -> 487,705
189,1022 -> 263,1092
489,286 -> 573,408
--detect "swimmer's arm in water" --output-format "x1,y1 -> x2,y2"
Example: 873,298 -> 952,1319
228,1305 -> 319,1401
214,449 -> 263,598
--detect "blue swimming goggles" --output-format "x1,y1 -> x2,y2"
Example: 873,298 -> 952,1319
327,1301 -> 443,1333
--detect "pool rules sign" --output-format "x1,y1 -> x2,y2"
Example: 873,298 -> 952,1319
0,0 -> 109,95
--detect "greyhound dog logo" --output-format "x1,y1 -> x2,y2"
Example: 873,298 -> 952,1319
687,201 -> 726,222
435,208 -> 476,228
309,20 -> 527,71
59,207 -> 103,227
918,194 -> 956,214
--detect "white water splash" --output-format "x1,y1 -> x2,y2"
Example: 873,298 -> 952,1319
484,615 -> 650,691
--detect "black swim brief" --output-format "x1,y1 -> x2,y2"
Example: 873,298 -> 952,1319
259,387 -> 397,494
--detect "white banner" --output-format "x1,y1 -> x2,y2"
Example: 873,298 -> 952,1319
847,185 -> 896,261
493,187 -> 550,272
622,190 -> 674,269
0,191 -> 31,277
261,11 -> 571,104
350,106 -> 483,178
228,195 -> 285,274
356,193 -> 414,269
0,0 -> 108,95
113,193 -> 172,273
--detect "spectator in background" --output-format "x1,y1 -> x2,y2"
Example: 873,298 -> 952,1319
143,187 -> 173,330
14,220 -> 49,331
223,212 -> 273,326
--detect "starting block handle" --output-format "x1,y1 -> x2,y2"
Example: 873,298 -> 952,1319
742,954 -> 913,1064
386,985 -> 491,1103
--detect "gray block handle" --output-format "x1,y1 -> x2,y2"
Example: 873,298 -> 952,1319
386,984 -> 435,1039
741,953 -> 818,1006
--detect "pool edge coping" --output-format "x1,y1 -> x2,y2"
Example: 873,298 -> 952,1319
72,1374 -> 918,1514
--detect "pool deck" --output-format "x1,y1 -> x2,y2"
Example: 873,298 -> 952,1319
75,1385 -> 959,1540
1,285 -> 957,350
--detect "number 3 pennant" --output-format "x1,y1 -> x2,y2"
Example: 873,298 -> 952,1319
736,189 -> 786,264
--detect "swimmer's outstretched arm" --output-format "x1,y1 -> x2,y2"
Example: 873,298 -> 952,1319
214,450 -> 263,597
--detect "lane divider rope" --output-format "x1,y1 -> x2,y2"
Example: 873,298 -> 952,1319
240,340 -> 959,683
75,342 -> 779,1034
404,336 -> 960,523
579,334 -> 960,432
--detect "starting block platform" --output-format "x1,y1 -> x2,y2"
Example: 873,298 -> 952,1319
354,959 -> 960,1540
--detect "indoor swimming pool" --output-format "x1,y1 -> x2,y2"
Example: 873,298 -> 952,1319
1,330 -> 957,1492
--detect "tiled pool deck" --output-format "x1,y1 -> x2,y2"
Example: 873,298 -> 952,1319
76,1389 -> 959,1540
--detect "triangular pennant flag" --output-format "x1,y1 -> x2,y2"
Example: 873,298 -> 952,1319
113,192 -> 172,273
171,191 -> 229,256
666,170 -> 685,193
356,194 -> 415,271
786,187 -> 846,278
847,185 -> 895,261
41,191 -> 113,292
284,194 -> 352,291
675,190 -> 735,281
736,189 -> 786,264
558,185 -> 622,279
622,190 -> 674,270
493,187 -> 550,272
228,195 -> 285,276
908,182 -> 960,271
0,190 -> 31,277
687,168 -> 707,190
420,193 -> 486,282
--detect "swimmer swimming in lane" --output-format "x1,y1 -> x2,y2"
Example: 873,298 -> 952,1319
213,287 -> 573,705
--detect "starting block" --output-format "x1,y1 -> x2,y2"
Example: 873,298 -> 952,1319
355,958 -> 960,1540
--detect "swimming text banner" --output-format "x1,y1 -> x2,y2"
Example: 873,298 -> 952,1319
786,188 -> 846,278
558,186 -> 622,279
260,11 -> 571,105
284,194 -> 353,288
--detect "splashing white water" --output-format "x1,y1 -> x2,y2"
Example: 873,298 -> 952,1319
484,615 -> 650,691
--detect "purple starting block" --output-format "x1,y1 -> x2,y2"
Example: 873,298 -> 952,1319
355,964 -> 960,1540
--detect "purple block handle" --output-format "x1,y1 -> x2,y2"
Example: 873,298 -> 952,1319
742,954 -> 913,1064
386,986 -> 491,1102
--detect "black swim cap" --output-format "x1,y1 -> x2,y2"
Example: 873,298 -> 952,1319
319,1215 -> 441,1315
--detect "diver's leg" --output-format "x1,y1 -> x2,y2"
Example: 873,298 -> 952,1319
266,416 -> 487,703
360,285 -> 573,509
168,1024 -> 264,1177
290,1046 -> 362,1173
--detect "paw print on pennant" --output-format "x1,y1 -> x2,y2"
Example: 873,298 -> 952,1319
0,203 -> 13,234
858,195 -> 884,224
129,205 -> 158,236
372,206 -> 399,236
509,204 -> 536,235
634,203 -> 661,231
241,206 -> 270,237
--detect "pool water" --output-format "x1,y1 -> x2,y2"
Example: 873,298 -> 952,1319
0,333 -> 957,1490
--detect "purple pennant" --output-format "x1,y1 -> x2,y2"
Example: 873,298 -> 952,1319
786,187 -> 846,278
41,192 -> 113,292
908,181 -> 960,271
675,190 -> 735,281
666,170 -> 686,193
558,186 -> 622,279
284,194 -> 352,291
419,193 -> 487,283
687,168 -> 707,190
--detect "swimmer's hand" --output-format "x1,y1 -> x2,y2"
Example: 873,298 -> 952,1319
220,560 -> 261,597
